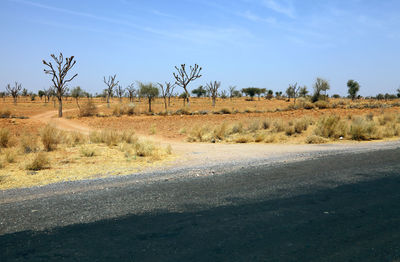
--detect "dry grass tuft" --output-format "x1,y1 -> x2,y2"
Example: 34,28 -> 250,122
0,128 -> 11,148
349,117 -> 377,140
40,124 -> 61,151
314,115 -> 346,139
25,152 -> 50,171
20,135 -> 39,154
79,100 -> 98,117
80,146 -> 96,157
4,148 -> 17,163
305,135 -> 328,144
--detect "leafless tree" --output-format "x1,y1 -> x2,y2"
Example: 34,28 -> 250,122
6,82 -> 22,104
173,64 -> 202,107
206,81 -> 221,107
126,83 -> 136,102
43,53 -> 77,117
116,85 -> 125,103
103,75 -> 119,108
157,82 -> 176,111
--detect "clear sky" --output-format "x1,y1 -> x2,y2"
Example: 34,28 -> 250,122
1,0 -> 399,96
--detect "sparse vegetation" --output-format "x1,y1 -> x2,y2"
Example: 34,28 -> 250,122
25,152 -> 50,171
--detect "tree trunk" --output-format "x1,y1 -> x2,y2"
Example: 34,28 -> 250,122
75,98 -> 80,109
163,97 -> 167,111
168,96 -> 171,106
107,95 -> 110,108
212,97 -> 216,107
13,96 -> 17,104
148,98 -> 152,112
58,97 -> 63,117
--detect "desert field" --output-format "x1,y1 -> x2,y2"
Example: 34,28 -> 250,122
1,96 -> 400,189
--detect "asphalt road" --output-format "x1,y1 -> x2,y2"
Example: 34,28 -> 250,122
1,147 -> 400,261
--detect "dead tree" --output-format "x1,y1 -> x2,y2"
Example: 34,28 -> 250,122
126,83 -> 136,102
157,82 -> 176,111
206,81 -> 221,107
173,64 -> 202,107
116,85 -> 125,103
43,53 -> 77,117
6,82 -> 22,104
103,75 -> 119,108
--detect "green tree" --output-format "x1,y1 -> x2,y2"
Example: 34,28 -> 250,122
71,86 -> 84,109
242,87 -> 259,100
347,80 -> 360,100
299,86 -> 308,97
312,78 -> 330,102
192,85 -> 207,97
139,83 -> 159,112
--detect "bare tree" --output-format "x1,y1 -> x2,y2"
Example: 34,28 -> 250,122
103,75 -> 119,108
43,53 -> 77,117
157,82 -> 176,111
126,83 -> 136,102
116,85 -> 125,103
206,81 -> 221,107
229,86 -> 236,100
6,82 -> 22,104
173,64 -> 202,107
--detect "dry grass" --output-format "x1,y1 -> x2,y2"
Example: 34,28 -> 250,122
0,128 -> 10,148
0,127 -> 173,190
25,152 -> 50,171
79,100 -> 98,117
40,124 -> 61,151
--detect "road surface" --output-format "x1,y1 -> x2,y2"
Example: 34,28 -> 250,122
1,146 -> 400,261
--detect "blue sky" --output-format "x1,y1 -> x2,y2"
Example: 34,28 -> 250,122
1,0 -> 399,96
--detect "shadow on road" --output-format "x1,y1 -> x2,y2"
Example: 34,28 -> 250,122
1,175 -> 400,261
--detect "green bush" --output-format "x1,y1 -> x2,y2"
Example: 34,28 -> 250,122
314,115 -> 346,139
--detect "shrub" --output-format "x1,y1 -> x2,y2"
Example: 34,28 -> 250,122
80,146 -> 96,157
349,117 -> 377,140
314,100 -> 329,109
101,129 -> 120,146
272,120 -> 285,132
285,125 -> 295,136
262,119 -> 271,129
26,152 -> 50,170
20,135 -> 38,153
378,113 -> 395,126
213,122 -> 228,140
0,109 -> 11,118
305,135 -> 328,144
294,118 -> 309,134
254,133 -> 266,142
121,130 -> 137,144
66,131 -> 86,146
134,140 -> 155,157
234,134 -> 253,143
230,123 -> 244,134
149,124 -> 157,135
175,108 -> 191,115
187,125 -> 211,142
314,115 -> 346,139
0,128 -> 10,148
248,120 -> 260,132
79,100 -> 97,117
4,148 -> 17,163
40,125 -> 61,151
219,108 -> 232,114
166,144 -> 172,155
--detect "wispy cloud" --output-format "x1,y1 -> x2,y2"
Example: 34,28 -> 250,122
261,0 -> 295,19
10,0 -> 252,46
237,10 -> 277,24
